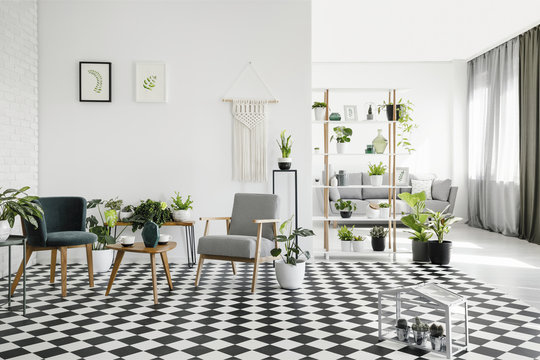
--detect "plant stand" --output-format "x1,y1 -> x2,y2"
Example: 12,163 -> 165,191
1,235 -> 27,315
272,169 -> 298,258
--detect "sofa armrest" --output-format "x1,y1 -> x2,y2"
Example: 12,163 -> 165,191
447,187 -> 458,214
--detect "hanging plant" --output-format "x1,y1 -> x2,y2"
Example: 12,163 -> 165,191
378,99 -> 416,153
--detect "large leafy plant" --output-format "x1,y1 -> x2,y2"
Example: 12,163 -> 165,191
86,199 -> 126,250
0,186 -> 43,229
276,130 -> 292,158
398,191 -> 432,242
426,206 -> 462,243
377,99 -> 416,153
130,199 -> 173,231
271,216 -> 314,265
331,126 -> 353,143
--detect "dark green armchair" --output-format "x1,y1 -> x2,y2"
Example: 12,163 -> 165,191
11,197 -> 97,297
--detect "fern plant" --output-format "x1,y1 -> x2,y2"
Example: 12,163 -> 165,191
368,162 -> 387,176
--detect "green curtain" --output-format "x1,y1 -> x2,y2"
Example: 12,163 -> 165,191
519,26 -> 540,244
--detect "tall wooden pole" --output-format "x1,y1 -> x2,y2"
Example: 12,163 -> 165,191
323,89 -> 329,252
392,89 -> 397,252
387,91 -> 392,250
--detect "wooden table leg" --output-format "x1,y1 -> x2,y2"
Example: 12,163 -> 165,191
150,253 -> 158,304
160,252 -> 173,290
105,251 -> 124,296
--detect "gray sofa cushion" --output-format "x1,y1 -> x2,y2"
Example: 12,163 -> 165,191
198,235 -> 274,258
229,193 -> 278,240
425,200 -> 450,213
338,173 -> 363,199
362,172 -> 390,199
432,179 -> 452,201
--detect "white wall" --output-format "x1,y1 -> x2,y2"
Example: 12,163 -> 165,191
0,0 -> 38,277
312,62 -> 468,219
38,0 -> 312,264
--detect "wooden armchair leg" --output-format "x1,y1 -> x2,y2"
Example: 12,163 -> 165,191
251,259 -> 260,293
60,246 -> 67,297
50,249 -> 57,283
194,255 -> 205,286
85,243 -> 94,287
231,261 -> 237,275
11,246 -> 34,295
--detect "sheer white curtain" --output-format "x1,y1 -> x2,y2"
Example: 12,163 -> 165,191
467,37 -> 520,236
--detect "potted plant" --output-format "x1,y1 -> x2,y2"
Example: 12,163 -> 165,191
337,225 -> 354,252
366,202 -> 380,219
399,191 -> 432,262
331,126 -> 353,154
379,202 -> 390,218
426,206 -> 462,265
170,193 -> 193,221
368,162 -> 386,186
378,99 -> 416,153
119,205 -> 135,221
312,101 -> 326,121
313,147 -> 321,154
370,226 -> 388,251
352,234 -> 364,252
335,199 -> 356,218
395,318 -> 410,342
429,323 -> 446,351
130,199 -> 173,232
411,317 -> 429,346
366,104 -> 374,120
271,216 -> 314,290
276,130 -> 292,170
0,186 -> 43,241
105,197 -> 123,218
87,198 -> 127,273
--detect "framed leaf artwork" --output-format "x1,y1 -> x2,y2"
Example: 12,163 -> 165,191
79,62 -> 111,102
136,62 -> 167,102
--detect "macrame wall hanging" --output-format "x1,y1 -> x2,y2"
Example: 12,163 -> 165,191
223,62 -> 278,182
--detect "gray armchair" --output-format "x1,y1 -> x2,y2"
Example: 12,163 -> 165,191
195,193 -> 279,292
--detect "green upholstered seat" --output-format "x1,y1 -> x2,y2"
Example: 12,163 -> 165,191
47,231 -> 97,247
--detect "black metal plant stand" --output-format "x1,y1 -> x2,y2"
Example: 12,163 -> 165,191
272,169 -> 298,258
1,235 -> 27,315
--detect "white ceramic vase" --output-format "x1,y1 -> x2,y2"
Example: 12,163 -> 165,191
340,240 -> 351,252
275,260 -> 306,290
314,107 -> 326,121
370,175 -> 383,186
336,143 -> 347,154
380,208 -> 390,219
0,220 -> 11,241
93,249 -> 113,273
119,211 -> 134,221
173,210 -> 191,222
352,241 -> 363,252
366,206 -> 380,219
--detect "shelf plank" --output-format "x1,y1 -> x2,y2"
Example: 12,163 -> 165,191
312,120 -> 393,124
312,215 -> 403,222
313,153 -> 410,156
312,185 -> 411,189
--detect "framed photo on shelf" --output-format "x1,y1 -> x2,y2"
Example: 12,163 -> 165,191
79,62 -> 111,102
396,167 -> 410,186
135,62 -> 167,102
343,105 -> 358,121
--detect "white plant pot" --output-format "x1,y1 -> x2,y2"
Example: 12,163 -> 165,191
370,175 -> 383,186
119,211 -> 134,221
275,260 -> 306,290
278,157 -> 292,170
340,240 -> 351,252
336,142 -> 347,154
314,107 -> 326,121
173,210 -> 191,222
380,208 -> 390,219
366,206 -> 380,219
352,241 -> 363,252
93,249 -> 113,273
0,220 -> 11,241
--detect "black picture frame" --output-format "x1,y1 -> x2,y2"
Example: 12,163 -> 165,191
79,61 -> 111,102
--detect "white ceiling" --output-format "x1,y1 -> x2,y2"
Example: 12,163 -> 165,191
312,0 -> 540,62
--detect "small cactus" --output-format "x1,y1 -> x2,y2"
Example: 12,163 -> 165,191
411,317 -> 429,332
368,105 -> 373,115
429,323 -> 444,337
396,318 -> 408,329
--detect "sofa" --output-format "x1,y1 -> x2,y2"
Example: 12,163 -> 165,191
328,172 -> 458,217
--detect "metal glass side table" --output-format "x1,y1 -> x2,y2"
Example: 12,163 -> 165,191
1,235 -> 27,315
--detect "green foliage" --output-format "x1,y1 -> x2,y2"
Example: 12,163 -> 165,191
429,323 -> 444,337
105,197 -> 123,211
426,206 -> 462,243
143,75 -> 157,90
398,191 -> 432,242
353,234 -> 365,241
276,130 -> 292,158
0,186 -> 43,229
331,126 -> 353,143
396,319 -> 408,330
412,317 -> 429,332
377,99 -> 416,153
370,226 -> 388,238
312,101 -> 327,109
335,199 -> 356,212
121,205 -> 134,212
271,215 -> 314,265
87,70 -> 102,93
86,198 -> 126,250
337,225 -> 354,241
170,193 -> 193,211
368,162 -> 387,176
130,199 -> 173,232
379,202 -> 391,208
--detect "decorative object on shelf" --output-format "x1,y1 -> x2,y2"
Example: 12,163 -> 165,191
223,62 -> 278,182
378,99 -> 416,153
370,226 -> 388,251
352,234 -> 364,252
429,323 -> 446,351
119,235 -> 135,247
331,126 -> 353,154
170,193 -> 193,222
272,215 -> 314,290
120,205 -> 134,221
372,129 -> 388,154
158,233 -> 171,245
337,225 -> 353,252
130,199 -> 173,232
396,167 -> 410,185
427,206 -> 462,265
379,202 -> 390,218
314,147 -> 321,154
395,318 -> 410,342
368,161 -> 387,186
330,176 -> 338,187
314,178 -> 320,185
399,191 -> 432,262
329,112 -> 341,121
135,62 -> 167,102
0,186 -> 43,241
343,105 -> 358,121
142,221 -> 160,248
79,61 -> 111,102
366,202 -> 380,219
411,317 -> 429,346
335,199 -> 356,218
336,170 -> 347,186
365,144 -> 374,154
276,130 -> 292,170
366,104 -> 374,120
312,101 -> 326,121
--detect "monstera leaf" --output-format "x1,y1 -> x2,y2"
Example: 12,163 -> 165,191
143,75 -> 157,90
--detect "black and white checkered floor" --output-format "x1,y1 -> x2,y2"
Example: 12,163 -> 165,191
0,262 -> 539,360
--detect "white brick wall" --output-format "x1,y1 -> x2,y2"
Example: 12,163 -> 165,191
0,0 -> 38,278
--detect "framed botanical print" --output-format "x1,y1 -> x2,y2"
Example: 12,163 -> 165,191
79,62 -> 111,102
135,62 -> 167,102
396,167 -> 410,186
343,105 -> 358,121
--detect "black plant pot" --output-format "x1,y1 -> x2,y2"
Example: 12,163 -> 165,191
278,159 -> 292,170
340,211 -> 352,219
412,240 -> 430,262
428,240 -> 452,265
386,104 -> 401,121
371,236 -> 385,251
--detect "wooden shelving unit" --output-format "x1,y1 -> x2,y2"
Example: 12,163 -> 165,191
313,88 -> 403,254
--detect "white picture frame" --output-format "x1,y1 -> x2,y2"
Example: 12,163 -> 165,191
396,167 -> 410,186
135,62 -> 167,102
343,105 -> 358,121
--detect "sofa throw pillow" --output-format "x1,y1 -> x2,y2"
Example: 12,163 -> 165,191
411,179 -> 433,200
432,179 -> 452,201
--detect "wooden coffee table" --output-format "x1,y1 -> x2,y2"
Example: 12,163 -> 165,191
105,242 -> 177,304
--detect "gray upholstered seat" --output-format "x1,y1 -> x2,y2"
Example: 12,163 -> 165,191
198,235 -> 274,258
